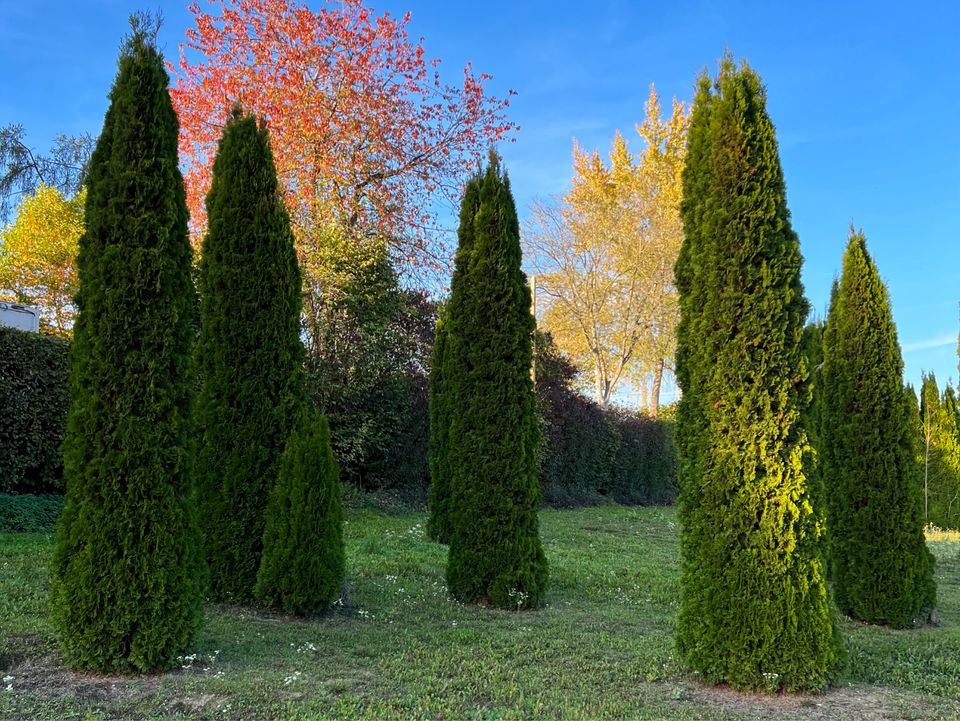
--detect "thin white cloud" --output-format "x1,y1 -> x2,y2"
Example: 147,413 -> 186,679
901,334 -> 957,353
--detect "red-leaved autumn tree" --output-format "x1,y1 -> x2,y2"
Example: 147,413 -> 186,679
171,0 -> 518,272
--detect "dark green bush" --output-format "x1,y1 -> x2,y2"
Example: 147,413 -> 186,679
674,57 -> 842,691
50,26 -> 203,673
256,414 -> 345,615
194,108 -> 305,603
0,327 -> 69,493
0,493 -> 64,532
305,231 -> 435,494
444,156 -> 548,610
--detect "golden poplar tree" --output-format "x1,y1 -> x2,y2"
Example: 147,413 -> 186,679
524,86 -> 688,413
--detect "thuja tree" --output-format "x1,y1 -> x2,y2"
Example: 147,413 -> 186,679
50,24 -> 202,672
674,57 -> 842,691
821,230 -> 936,627
445,156 -> 548,609
427,177 -> 480,543
255,413 -> 345,615
194,108 -> 304,601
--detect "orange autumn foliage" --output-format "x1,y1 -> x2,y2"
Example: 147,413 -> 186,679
171,0 -> 518,273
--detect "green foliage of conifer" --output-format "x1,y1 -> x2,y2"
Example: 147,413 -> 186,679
194,108 -> 304,601
801,320 -> 827,520
674,56 -> 842,691
427,177 -> 480,544
255,413 -> 345,615
426,312 -> 452,542
50,24 -> 203,672
821,230 -> 936,628
444,156 -> 548,609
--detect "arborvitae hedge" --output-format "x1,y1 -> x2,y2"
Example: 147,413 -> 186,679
49,27 -> 203,672
674,57 -> 842,691
194,108 -> 304,602
0,327 -> 69,493
821,230 -> 936,628
255,413 -> 345,615
445,156 -> 548,609
427,177 -> 480,543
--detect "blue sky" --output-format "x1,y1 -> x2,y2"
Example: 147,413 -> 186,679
2,0 -> 959,394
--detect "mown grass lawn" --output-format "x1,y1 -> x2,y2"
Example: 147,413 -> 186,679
2,505 -> 959,720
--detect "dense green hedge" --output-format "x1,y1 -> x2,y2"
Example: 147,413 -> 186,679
0,327 -> 70,493
535,334 -> 677,507
0,492 -> 64,532
2,330 -> 677,514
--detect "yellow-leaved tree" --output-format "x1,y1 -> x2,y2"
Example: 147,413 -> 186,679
0,183 -> 84,336
525,86 -> 689,414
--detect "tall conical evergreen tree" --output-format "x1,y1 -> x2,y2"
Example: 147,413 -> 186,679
194,108 -> 304,601
674,57 -> 842,691
50,23 -> 203,672
444,155 -> 548,609
427,179 -> 480,543
821,230 -> 936,628
255,412 -> 345,615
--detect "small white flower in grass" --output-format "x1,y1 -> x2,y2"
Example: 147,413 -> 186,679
283,671 -> 302,686
3,675 -> 13,692
506,588 -> 530,612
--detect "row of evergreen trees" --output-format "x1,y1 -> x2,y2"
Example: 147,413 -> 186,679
919,372 -> 960,531
675,55 -> 935,693
51,26 -> 344,673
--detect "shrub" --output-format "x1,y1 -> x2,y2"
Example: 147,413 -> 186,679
194,107 -> 305,602
821,230 -> 936,628
0,327 -> 69,493
50,25 -> 203,673
305,231 -> 435,493
445,156 -> 548,610
256,414 -> 345,615
674,57 -> 842,691
0,493 -> 64,532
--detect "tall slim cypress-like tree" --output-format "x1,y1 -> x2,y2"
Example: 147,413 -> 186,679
444,156 -> 548,609
427,180 -> 480,543
50,23 -> 203,672
194,108 -> 304,601
821,230 -> 936,628
674,57 -> 842,691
